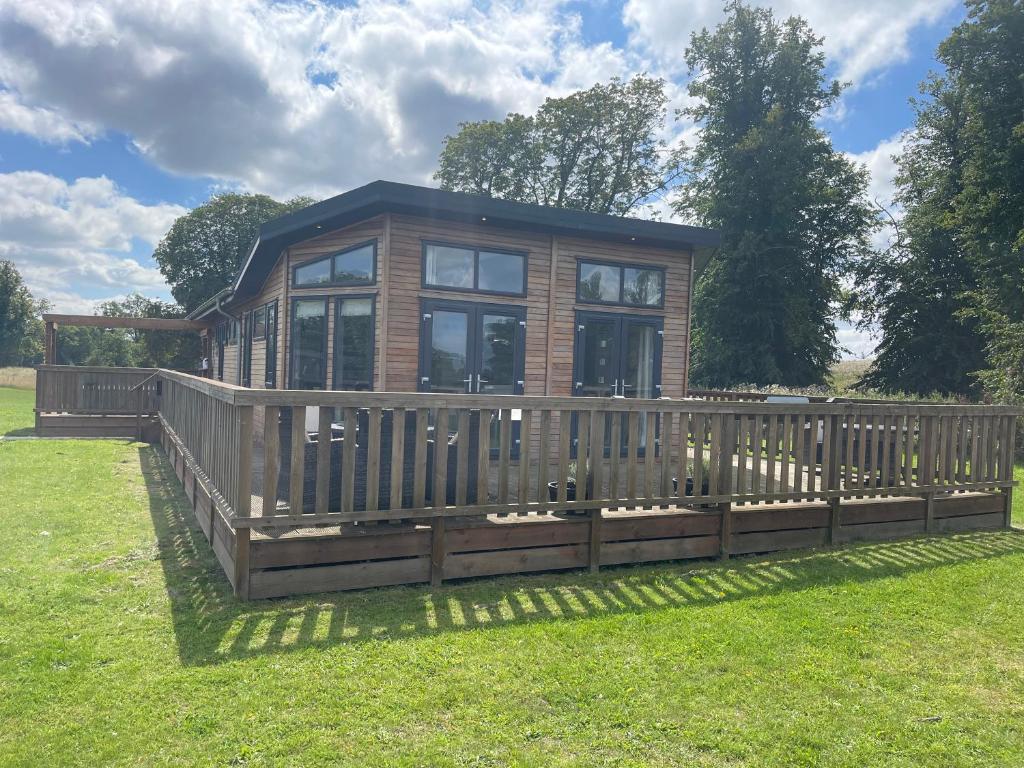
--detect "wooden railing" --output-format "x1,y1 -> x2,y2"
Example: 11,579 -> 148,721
145,372 -> 1018,530
689,387 -> 901,405
35,365 -> 161,415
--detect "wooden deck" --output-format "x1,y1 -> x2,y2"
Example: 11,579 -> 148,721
36,365 -> 1019,600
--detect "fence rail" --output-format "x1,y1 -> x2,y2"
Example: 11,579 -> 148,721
150,371 -> 1020,529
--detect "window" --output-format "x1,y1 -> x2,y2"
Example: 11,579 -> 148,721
423,242 -> 526,296
265,301 -> 278,388
577,260 -> 664,308
253,305 -> 266,340
292,241 -> 377,288
333,296 -> 375,391
289,298 -> 328,389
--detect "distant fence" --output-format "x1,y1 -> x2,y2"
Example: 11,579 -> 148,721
35,365 -> 160,415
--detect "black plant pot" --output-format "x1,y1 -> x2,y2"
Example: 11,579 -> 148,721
672,476 -> 711,497
547,480 -> 594,515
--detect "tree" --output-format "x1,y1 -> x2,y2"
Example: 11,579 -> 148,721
849,76 -> 987,397
850,0 -> 1024,402
677,1 -> 875,387
98,294 -> 199,370
0,260 -> 46,366
435,76 -> 683,216
154,193 -> 315,312
939,0 -> 1024,402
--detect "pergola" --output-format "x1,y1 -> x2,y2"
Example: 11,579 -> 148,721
42,314 -> 212,365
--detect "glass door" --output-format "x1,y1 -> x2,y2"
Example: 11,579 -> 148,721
420,299 -> 525,395
574,311 -> 663,455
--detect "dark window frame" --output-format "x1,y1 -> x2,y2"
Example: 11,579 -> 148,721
575,258 -> 666,309
332,294 -> 376,392
288,296 -> 330,390
252,305 -> 267,340
265,299 -> 278,388
421,240 -> 528,298
291,239 -> 378,289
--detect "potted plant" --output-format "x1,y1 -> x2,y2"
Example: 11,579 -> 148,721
548,460 -> 578,502
673,456 -> 710,497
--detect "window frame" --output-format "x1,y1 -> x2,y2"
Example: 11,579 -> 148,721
421,240 -> 528,298
264,299 -> 278,389
252,304 -> 267,340
288,296 -> 330,390
575,258 -> 666,309
291,239 -> 378,289
332,294 -> 376,392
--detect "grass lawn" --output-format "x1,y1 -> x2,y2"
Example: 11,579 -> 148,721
0,386 -> 34,436
2,389 -> 1024,766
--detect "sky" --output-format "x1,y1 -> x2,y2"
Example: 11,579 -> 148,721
0,0 -> 967,358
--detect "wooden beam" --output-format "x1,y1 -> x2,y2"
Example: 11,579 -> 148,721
42,314 -> 210,331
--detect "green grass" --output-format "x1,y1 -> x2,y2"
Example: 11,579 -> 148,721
0,386 -> 34,436
2,389 -> 1024,766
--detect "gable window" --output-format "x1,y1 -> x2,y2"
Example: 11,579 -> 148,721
292,241 -> 377,288
333,296 -> 375,391
423,242 -> 526,297
577,259 -> 664,308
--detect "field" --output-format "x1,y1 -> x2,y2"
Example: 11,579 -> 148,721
2,387 -> 1024,766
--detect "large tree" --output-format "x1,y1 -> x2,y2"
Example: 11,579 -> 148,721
849,76 -> 987,397
850,0 -> 1024,402
154,193 -> 315,312
941,0 -> 1024,402
435,76 -> 683,216
677,1 -> 875,388
0,260 -> 46,367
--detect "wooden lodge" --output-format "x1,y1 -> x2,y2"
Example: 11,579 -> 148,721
32,181 -> 1020,600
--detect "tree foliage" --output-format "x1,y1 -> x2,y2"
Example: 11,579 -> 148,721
0,260 -> 47,367
55,295 -> 199,370
849,76 -> 987,397
154,193 -> 315,312
850,0 -> 1024,401
435,76 -> 682,216
677,1 -> 875,387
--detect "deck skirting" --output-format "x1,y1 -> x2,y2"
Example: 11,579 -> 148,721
157,420 -> 1008,600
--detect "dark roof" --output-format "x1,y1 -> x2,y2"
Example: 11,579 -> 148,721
233,180 -> 720,300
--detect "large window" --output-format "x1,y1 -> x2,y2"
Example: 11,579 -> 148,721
289,298 -> 328,389
423,242 -> 526,297
333,296 -> 375,391
577,259 -> 664,308
292,241 -> 377,288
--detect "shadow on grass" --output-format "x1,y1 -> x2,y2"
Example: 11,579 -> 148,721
137,444 -> 1024,668
2,427 -> 37,437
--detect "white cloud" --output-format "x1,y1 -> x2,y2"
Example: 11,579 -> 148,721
622,0 -> 957,86
847,132 -> 906,251
0,0 -> 642,199
0,171 -> 184,311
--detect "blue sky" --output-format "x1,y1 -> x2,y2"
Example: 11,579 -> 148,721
0,0 -> 966,355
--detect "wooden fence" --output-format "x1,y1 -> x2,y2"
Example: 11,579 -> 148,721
33,366 -> 1020,598
35,365 -> 160,414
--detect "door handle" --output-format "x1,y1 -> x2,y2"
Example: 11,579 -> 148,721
475,374 -> 489,392
612,378 -> 620,397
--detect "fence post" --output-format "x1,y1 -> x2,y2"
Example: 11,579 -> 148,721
1007,417 -> 1015,532
826,414 -> 842,545
718,413 -> 737,560
234,404 -> 253,600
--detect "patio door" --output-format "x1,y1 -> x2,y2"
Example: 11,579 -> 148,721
574,311 -> 663,454
419,299 -> 526,395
